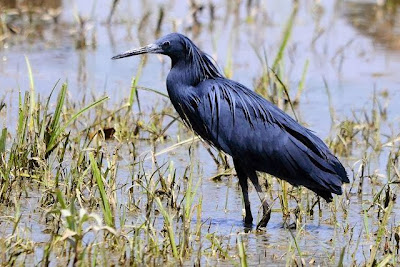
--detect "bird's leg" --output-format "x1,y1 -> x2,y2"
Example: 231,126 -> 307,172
248,172 -> 271,229
234,162 -> 253,226
239,177 -> 253,226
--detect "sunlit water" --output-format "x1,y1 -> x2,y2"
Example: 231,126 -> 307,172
1,0 -> 400,265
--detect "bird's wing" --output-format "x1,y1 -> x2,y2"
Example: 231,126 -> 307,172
178,78 -> 348,200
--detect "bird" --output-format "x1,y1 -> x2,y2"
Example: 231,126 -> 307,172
112,33 -> 349,228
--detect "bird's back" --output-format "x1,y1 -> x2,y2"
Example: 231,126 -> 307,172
167,77 -> 348,201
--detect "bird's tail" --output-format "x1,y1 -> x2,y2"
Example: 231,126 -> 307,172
305,153 -> 349,202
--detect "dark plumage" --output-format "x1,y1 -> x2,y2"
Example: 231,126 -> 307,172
112,33 -> 349,228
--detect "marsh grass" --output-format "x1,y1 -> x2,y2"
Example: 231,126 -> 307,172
1,72 -> 396,265
1,1 -> 400,266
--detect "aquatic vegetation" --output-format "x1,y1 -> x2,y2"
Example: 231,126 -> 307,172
0,0 -> 400,266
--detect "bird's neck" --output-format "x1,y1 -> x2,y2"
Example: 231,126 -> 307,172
168,51 -> 222,87
169,60 -> 201,86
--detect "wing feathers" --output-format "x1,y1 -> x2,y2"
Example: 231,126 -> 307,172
180,78 -> 348,200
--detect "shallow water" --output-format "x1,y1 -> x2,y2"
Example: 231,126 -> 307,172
1,0 -> 400,265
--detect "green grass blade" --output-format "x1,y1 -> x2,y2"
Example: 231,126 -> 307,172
0,128 -> 7,153
39,79 -> 61,141
50,83 -> 67,135
272,4 -> 298,70
128,58 -> 144,111
237,234 -> 248,267
47,96 -> 109,153
18,92 -> 29,144
295,59 -> 309,102
137,86 -> 169,98
367,200 -> 394,266
337,246 -> 345,267
154,196 -> 178,259
55,190 -> 74,230
89,152 -> 114,227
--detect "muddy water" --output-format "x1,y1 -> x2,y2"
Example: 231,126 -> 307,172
1,0 -> 400,265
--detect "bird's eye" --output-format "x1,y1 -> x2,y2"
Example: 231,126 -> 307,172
162,41 -> 170,48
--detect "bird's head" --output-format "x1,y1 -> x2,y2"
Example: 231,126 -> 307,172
112,33 -> 222,82
111,33 -> 191,61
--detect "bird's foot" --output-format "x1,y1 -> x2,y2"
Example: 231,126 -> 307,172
256,204 -> 271,229
243,214 -> 253,229
256,200 -> 271,229
256,212 -> 271,229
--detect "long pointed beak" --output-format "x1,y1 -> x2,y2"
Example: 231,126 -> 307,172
111,43 -> 161,60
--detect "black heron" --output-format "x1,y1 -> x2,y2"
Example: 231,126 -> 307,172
112,33 -> 349,228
